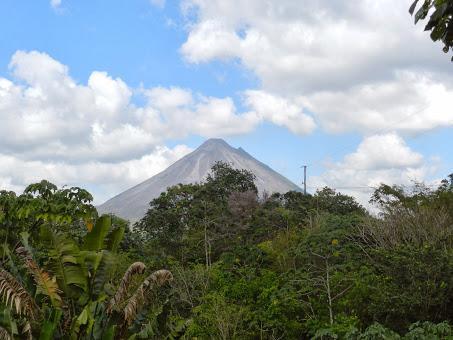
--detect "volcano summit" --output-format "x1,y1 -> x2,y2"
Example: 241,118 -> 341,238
98,139 -> 300,221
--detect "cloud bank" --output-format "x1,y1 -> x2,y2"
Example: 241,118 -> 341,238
0,51 -> 315,202
179,0 -> 453,204
2,0 -> 452,207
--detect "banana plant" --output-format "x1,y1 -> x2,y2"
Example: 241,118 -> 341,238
0,215 -> 172,339
46,215 -> 172,339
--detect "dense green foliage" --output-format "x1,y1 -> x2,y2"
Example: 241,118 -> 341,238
132,164 -> 453,339
410,0 -> 453,60
1,166 -> 453,339
0,181 -> 172,339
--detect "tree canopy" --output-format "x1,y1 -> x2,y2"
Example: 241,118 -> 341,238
1,167 -> 453,338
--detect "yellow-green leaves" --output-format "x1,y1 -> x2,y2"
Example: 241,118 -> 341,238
84,215 -> 111,251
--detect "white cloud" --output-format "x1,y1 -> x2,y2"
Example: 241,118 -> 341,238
0,145 -> 191,204
245,90 -> 315,135
301,71 -> 453,135
194,96 -> 259,136
6,0 -> 453,205
181,0 -> 449,93
342,133 -> 423,170
142,86 -> 261,138
180,0 -> 453,136
181,19 -> 242,63
141,88 -> 314,138
88,71 -> 132,117
10,50 -> 70,86
0,51 -> 268,163
145,86 -> 193,110
1,50 -> 317,201
311,133 -> 437,208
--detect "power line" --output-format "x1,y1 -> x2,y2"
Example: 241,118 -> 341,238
306,183 -> 443,192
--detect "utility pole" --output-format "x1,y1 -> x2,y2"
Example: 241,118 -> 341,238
302,165 -> 307,195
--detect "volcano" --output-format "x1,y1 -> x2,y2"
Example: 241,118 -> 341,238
98,138 -> 300,222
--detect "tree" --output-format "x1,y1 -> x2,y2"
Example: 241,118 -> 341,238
205,161 -> 257,198
135,162 -> 258,265
410,0 -> 453,60
3,174 -> 453,338
314,187 -> 366,216
0,180 -> 97,249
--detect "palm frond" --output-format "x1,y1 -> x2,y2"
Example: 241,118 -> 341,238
106,262 -> 146,314
123,269 -> 172,325
16,247 -> 62,308
0,268 -> 38,320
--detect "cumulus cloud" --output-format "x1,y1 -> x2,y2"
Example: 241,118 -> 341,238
180,0 -> 453,137
244,90 -> 315,135
0,51 -> 268,163
300,71 -> 453,135
0,145 -> 191,204
6,0 -> 453,206
0,51 -> 251,200
0,50 -> 316,201
178,0 -> 452,207
310,133 -> 437,208
2,51 -> 139,161
181,0 -> 450,92
142,87 -> 261,138
342,134 -> 423,170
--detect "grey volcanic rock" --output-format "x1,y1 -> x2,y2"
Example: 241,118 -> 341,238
98,138 -> 300,222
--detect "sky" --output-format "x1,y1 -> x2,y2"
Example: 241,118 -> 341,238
0,0 -> 452,206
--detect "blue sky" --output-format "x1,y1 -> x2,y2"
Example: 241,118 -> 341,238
0,0 -> 452,205
0,0 -> 253,97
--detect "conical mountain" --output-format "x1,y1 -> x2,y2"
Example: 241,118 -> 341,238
98,138 -> 300,222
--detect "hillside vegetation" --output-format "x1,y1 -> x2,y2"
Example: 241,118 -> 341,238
0,162 -> 453,339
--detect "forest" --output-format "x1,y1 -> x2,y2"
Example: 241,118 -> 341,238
0,162 -> 453,339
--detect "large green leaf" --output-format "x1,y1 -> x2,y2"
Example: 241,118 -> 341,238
71,301 -> 109,339
80,249 -> 116,299
84,215 -> 111,251
71,305 -> 90,338
106,226 -> 125,253
102,325 -> 115,340
38,309 -> 62,340
40,226 -> 87,296
92,251 -> 116,297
